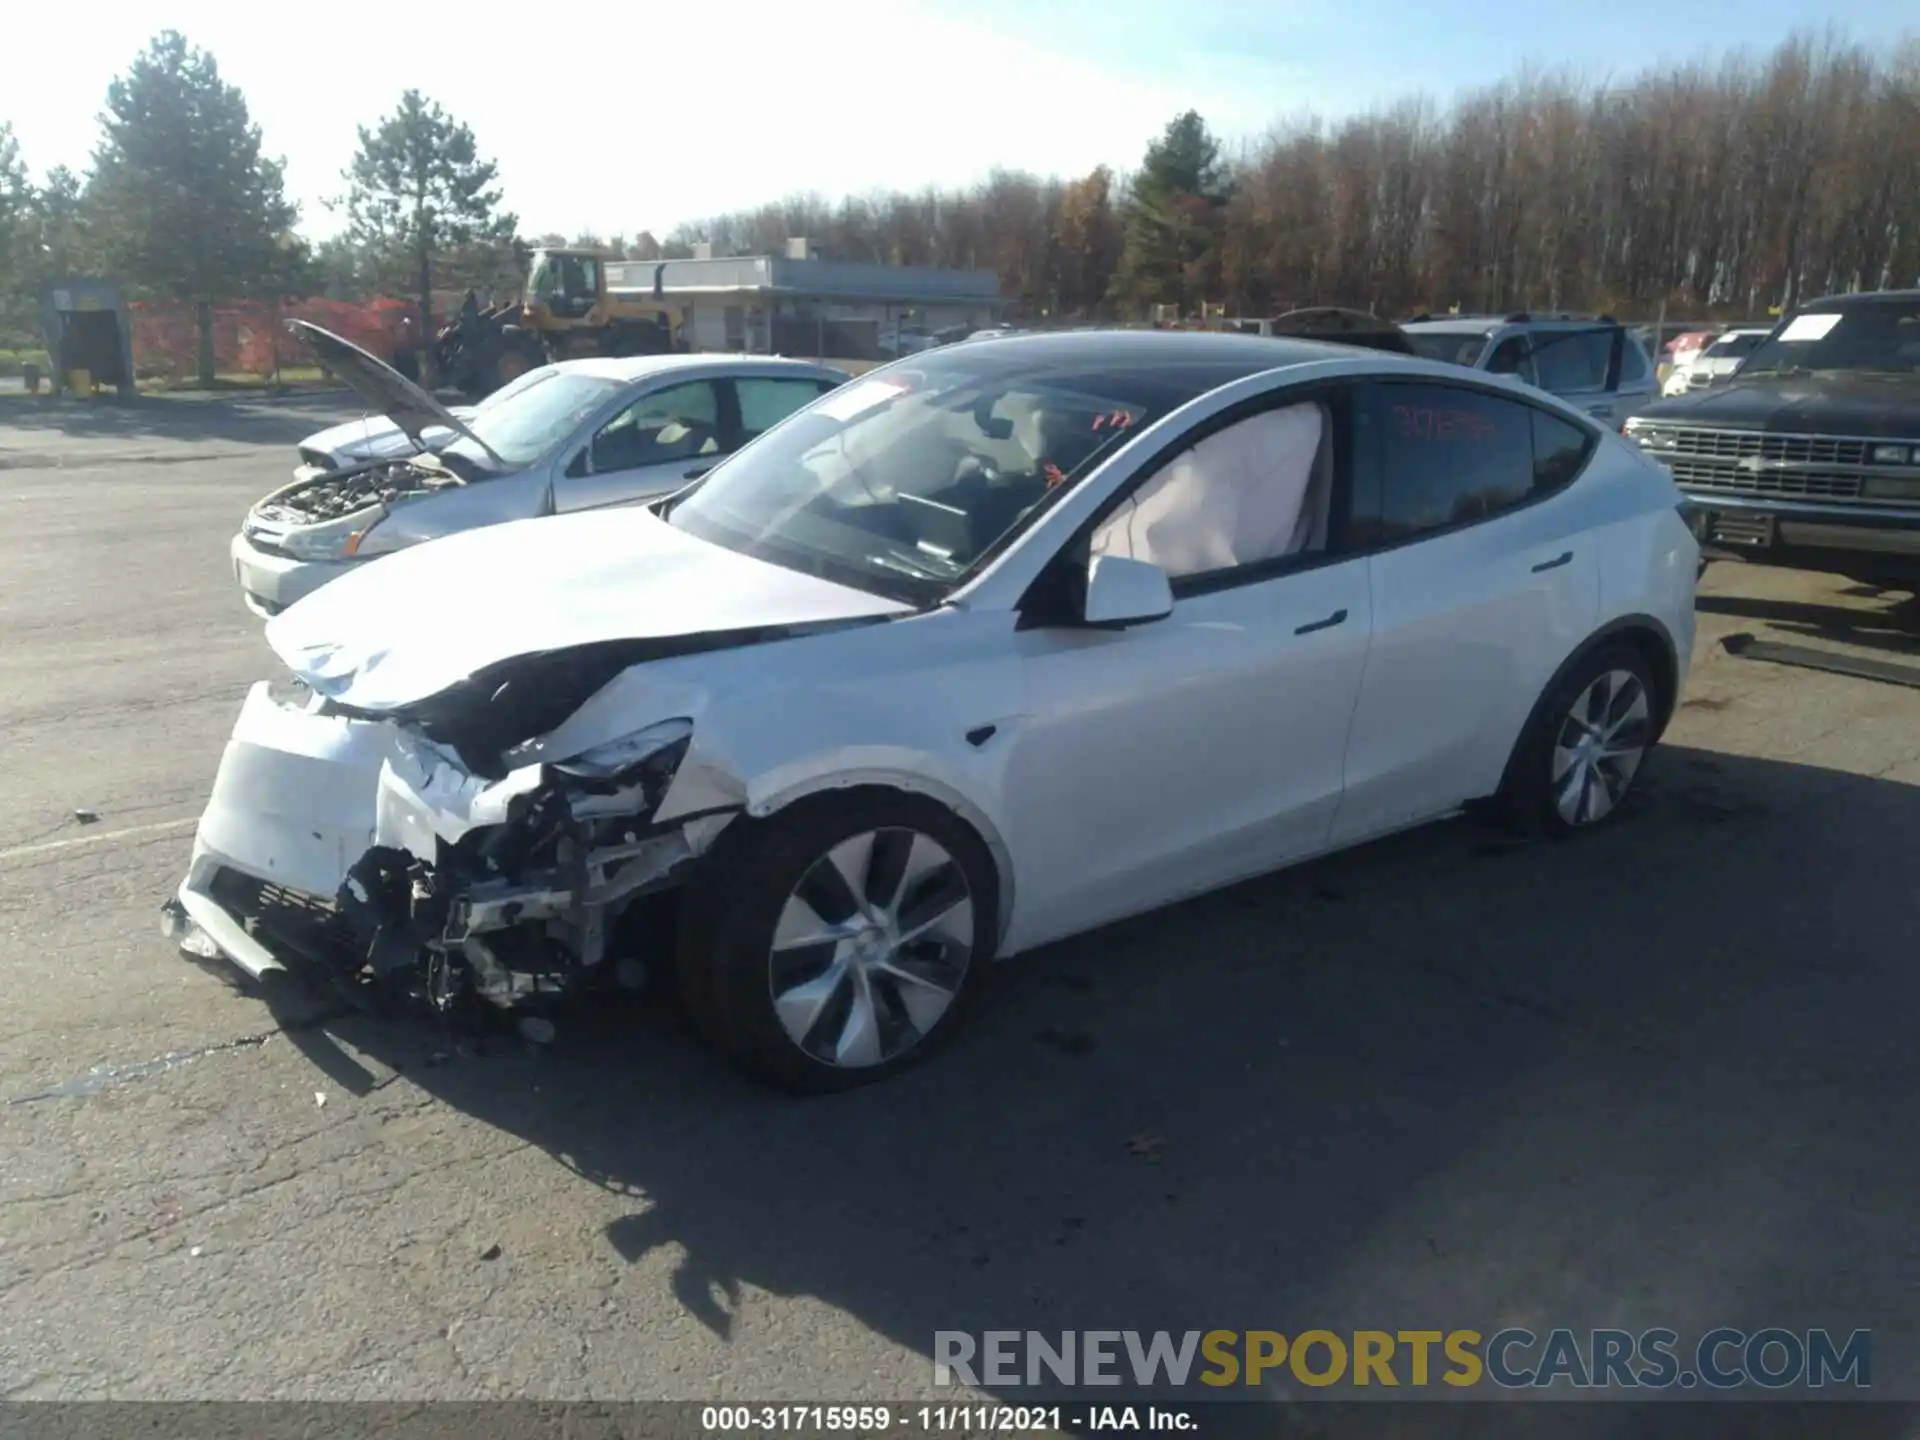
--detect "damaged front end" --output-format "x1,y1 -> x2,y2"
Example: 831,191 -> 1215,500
165,629 -> 850,1023
339,716 -> 727,1014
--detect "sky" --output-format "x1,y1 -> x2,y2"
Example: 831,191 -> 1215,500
6,0 -> 1915,245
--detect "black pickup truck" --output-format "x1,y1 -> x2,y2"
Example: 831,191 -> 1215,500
1624,290 -> 1920,588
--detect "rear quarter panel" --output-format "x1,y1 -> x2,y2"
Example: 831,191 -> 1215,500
1586,437 -> 1698,701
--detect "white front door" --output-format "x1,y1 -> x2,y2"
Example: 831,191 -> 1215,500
553,378 -> 726,511
993,396 -> 1374,954
999,558 -> 1373,952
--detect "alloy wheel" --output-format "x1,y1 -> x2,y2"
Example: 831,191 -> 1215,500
1551,669 -> 1651,826
767,828 -> 975,1069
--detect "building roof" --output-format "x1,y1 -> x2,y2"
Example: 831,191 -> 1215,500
605,255 -> 1002,306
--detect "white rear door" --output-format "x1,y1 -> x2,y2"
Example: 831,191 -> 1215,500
1330,380 -> 1603,846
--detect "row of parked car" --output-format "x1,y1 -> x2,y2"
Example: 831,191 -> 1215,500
1656,325 -> 1775,397
169,291 -> 1912,1092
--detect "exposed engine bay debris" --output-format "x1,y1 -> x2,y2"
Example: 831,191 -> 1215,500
253,458 -> 465,526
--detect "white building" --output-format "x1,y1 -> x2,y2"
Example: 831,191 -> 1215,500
604,239 -> 1004,360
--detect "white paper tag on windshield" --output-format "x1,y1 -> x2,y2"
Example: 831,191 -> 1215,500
817,377 -> 908,421
1779,312 -> 1841,342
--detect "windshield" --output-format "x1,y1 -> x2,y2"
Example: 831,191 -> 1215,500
447,371 -> 621,468
1703,332 -> 1766,361
1740,303 -> 1920,377
664,354 -> 1228,604
471,365 -> 551,413
1405,331 -> 1490,367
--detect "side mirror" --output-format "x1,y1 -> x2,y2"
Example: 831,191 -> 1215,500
1081,554 -> 1174,628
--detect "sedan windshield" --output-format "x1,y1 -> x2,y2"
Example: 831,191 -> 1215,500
664,353 -> 1229,603
445,371 -> 622,467
1405,331 -> 1491,367
1740,302 -> 1920,377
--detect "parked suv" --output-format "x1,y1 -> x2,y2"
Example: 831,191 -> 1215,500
1625,290 -> 1920,588
1400,314 -> 1659,427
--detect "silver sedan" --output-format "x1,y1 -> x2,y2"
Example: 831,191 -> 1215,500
231,321 -> 847,617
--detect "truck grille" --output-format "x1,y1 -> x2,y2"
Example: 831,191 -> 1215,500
1634,425 -> 1869,500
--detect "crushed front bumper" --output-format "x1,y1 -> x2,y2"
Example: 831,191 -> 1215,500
171,680 -> 400,979
171,681 -> 726,1009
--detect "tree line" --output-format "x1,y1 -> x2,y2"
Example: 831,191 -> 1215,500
2,27 -> 1917,384
649,30 -> 1920,323
0,31 -> 514,382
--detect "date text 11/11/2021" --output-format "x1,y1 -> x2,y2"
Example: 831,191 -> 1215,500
700,1405 -> 1196,1432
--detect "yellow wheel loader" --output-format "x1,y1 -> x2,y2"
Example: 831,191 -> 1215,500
433,247 -> 691,397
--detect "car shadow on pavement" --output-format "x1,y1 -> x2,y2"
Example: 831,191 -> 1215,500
1696,588 -> 1920,657
0,391 -> 366,450
266,743 -> 1920,1409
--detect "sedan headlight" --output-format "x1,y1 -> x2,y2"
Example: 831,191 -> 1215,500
552,718 -> 695,782
1869,443 -> 1913,466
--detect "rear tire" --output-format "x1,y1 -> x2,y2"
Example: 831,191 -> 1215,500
1493,642 -> 1660,837
676,790 -> 998,1093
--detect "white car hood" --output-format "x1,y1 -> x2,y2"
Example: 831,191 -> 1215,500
264,506 -> 911,712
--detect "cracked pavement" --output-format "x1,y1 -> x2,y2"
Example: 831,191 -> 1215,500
2,394 -> 1919,1402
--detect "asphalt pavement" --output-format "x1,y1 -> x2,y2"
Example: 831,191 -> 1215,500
2,392 -> 1919,1406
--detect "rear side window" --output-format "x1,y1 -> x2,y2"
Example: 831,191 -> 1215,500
1531,410 -> 1596,492
736,376 -> 840,440
1618,336 -> 1650,383
1531,329 -> 1614,394
1349,382 -> 1593,547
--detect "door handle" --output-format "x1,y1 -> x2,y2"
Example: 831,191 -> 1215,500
1294,608 -> 1347,635
1532,550 -> 1574,573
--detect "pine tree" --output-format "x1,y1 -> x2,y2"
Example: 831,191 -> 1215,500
85,32 -> 298,383
1112,111 -> 1234,315
0,124 -> 35,301
339,91 -> 517,383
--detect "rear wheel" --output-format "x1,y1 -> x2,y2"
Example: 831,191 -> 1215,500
1494,643 -> 1660,836
677,791 -> 996,1093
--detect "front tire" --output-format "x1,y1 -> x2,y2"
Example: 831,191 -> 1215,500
1495,643 -> 1660,836
677,790 -> 998,1093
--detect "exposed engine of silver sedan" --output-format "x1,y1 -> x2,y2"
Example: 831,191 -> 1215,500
252,459 -> 462,526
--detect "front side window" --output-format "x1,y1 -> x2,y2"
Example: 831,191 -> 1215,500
449,371 -> 622,468
588,379 -> 721,473
665,354 -> 1257,603
1089,402 -> 1330,582
1350,382 -> 1586,546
